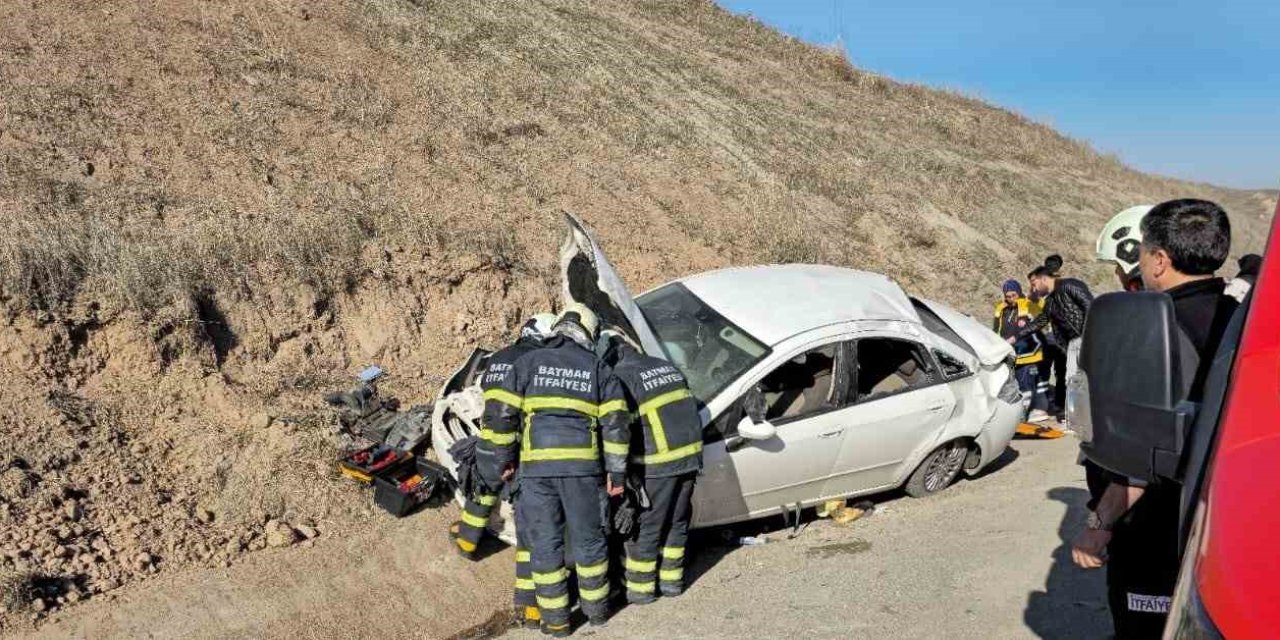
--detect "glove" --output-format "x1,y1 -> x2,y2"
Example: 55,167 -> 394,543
612,496 -> 637,538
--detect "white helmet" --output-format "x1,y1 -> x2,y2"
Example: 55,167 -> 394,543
1096,205 -> 1153,275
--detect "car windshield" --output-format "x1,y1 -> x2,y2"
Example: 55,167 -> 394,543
636,283 -> 770,403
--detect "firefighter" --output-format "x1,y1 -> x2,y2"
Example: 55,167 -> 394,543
480,304 -> 629,637
450,313 -> 555,626
600,330 -> 703,604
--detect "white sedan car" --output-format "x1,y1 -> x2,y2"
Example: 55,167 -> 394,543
433,215 -> 1022,535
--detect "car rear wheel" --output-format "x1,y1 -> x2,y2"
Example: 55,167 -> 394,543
905,440 -> 969,497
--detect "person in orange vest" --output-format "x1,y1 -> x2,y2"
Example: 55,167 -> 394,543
993,279 -> 1050,423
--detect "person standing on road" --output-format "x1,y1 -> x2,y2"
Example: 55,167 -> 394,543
1010,265 -> 1094,422
1071,199 -> 1239,638
452,312 -> 556,626
480,304 -> 630,637
992,279 -> 1051,423
1224,253 -> 1262,302
600,330 -> 704,604
1033,255 -> 1069,417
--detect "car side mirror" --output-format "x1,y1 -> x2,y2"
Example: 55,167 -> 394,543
1076,292 -> 1199,483
736,416 -> 777,441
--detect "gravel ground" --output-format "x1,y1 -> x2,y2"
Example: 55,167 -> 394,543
507,435 -> 1112,640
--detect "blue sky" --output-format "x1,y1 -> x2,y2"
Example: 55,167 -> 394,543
717,0 -> 1280,190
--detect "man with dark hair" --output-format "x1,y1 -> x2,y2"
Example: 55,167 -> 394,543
1011,265 -> 1093,421
1071,198 -> 1238,638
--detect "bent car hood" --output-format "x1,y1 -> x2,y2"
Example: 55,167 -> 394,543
917,297 -> 1014,366
560,212 -> 663,356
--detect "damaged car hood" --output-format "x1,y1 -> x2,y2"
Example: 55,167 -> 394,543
560,212 -> 664,356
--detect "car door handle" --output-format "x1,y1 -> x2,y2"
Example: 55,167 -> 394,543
819,429 -> 844,438
927,404 -> 947,412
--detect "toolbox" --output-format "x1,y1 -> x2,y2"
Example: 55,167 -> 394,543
372,457 -> 452,517
337,444 -> 414,484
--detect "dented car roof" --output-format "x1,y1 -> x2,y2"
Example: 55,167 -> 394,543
671,264 -> 921,346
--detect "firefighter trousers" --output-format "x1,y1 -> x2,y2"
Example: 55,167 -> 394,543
515,475 -> 611,629
624,472 -> 696,600
455,490 -> 499,555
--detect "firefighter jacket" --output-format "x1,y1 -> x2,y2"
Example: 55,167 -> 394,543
474,334 -> 545,488
992,298 -> 1045,366
481,334 -> 629,479
610,345 -> 703,478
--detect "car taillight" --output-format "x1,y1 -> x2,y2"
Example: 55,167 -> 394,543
997,362 -> 1022,405
1166,500 -> 1224,639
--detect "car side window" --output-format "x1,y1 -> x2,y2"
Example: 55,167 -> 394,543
855,338 -> 939,402
933,349 -> 972,380
756,344 -> 849,424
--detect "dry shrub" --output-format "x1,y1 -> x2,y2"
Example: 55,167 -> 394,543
0,569 -> 41,614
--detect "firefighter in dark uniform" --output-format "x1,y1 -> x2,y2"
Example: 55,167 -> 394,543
480,304 -> 630,637
450,312 -> 555,626
600,330 -> 704,604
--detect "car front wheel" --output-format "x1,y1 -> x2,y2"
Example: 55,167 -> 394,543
905,440 -> 969,497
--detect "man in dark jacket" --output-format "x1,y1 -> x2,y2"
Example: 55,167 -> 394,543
1012,265 -> 1094,419
600,330 -> 704,604
480,304 -> 629,637
1071,199 -> 1238,638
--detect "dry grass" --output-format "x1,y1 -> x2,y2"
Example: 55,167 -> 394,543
0,0 -> 1271,324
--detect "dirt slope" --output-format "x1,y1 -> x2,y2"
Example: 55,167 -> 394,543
0,0 -> 1274,633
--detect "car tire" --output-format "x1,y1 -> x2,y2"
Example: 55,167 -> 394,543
905,440 -> 969,497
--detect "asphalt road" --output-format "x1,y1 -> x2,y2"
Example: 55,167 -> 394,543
505,435 -> 1113,640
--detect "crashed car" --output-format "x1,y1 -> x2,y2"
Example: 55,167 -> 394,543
433,214 -> 1022,540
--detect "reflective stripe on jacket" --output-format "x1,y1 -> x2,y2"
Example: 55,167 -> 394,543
475,336 -> 544,487
610,346 -> 703,478
486,335 -> 629,478
994,298 -> 1044,366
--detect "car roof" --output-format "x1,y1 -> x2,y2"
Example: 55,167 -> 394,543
677,264 -> 922,346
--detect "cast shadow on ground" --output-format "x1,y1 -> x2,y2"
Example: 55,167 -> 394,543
1024,486 -> 1113,639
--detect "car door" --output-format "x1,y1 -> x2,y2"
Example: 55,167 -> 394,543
823,336 -> 958,495
720,341 -> 858,514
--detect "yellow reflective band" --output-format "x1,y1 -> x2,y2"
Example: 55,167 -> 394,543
532,569 -> 567,585
625,557 -> 657,573
661,547 -> 685,560
660,568 -> 684,582
516,549 -> 531,563
598,399 -> 629,416
638,388 -> 691,415
523,396 -> 600,417
579,584 -> 609,602
515,578 -> 535,591
648,407 -> 671,453
636,440 -> 703,465
455,538 -> 477,553
537,594 -> 570,610
626,580 -> 655,594
522,446 -> 599,462
460,511 -> 487,528
483,388 -> 524,409
603,440 -> 629,456
478,428 -> 517,446
577,561 -> 609,578
474,494 -> 499,507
